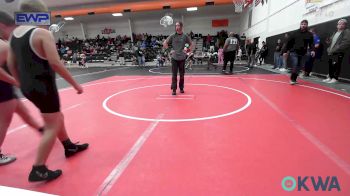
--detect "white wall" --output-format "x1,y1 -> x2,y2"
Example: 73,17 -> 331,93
54,11 -> 241,40
132,14 -> 241,36
132,17 -> 181,35
240,0 -> 350,44
86,21 -> 131,38
55,20 -> 131,40
184,14 -> 241,35
56,24 -> 84,40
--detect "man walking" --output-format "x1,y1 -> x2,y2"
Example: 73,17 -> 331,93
286,20 -> 315,85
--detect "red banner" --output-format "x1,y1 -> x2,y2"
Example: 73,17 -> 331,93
244,0 -> 253,7
212,19 -> 229,27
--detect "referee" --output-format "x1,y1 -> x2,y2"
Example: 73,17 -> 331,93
163,21 -> 192,95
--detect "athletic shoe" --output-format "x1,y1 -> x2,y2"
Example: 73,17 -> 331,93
65,142 -> 89,158
172,90 -> 176,96
28,165 -> 62,182
327,78 -> 338,84
180,89 -> 184,94
0,154 -> 16,166
290,80 -> 298,85
279,68 -> 287,72
323,78 -> 331,82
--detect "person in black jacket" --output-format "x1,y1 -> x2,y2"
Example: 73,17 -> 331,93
273,39 -> 282,69
280,33 -> 290,72
303,28 -> 321,77
246,40 -> 257,68
259,41 -> 268,65
286,20 -> 315,85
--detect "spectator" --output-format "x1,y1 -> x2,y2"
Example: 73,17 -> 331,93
323,19 -> 350,83
303,28 -> 321,76
258,41 -> 268,65
273,39 -> 282,69
135,47 -> 145,66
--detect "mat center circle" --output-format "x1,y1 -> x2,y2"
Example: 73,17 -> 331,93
103,83 -> 252,122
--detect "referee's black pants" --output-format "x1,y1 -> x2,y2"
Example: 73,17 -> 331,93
171,58 -> 185,91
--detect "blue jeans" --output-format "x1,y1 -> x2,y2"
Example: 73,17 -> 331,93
304,51 -> 315,74
282,53 -> 289,69
137,56 -> 145,66
273,52 -> 281,68
247,54 -> 256,67
278,56 -> 283,68
289,52 -> 305,81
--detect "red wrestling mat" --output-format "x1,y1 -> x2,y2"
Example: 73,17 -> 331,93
1,75 -> 349,196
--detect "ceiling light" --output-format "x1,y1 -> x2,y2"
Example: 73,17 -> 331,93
112,13 -> 123,16
186,7 -> 198,11
64,17 -> 74,21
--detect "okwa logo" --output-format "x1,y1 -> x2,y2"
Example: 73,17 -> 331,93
281,176 -> 341,192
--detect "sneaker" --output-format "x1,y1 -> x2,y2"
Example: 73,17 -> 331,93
290,80 -> 298,85
65,142 -> 89,158
0,154 -> 16,166
28,165 -> 62,182
327,78 -> 338,84
323,78 -> 331,82
180,89 -> 184,94
221,70 -> 226,73
172,90 -> 176,96
279,68 -> 287,72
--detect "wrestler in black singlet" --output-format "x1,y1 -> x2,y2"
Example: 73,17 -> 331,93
10,27 -> 60,113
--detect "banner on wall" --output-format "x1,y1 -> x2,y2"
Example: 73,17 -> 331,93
304,0 -> 340,14
101,27 -> 116,34
255,0 -> 267,6
244,0 -> 253,8
212,19 -> 229,27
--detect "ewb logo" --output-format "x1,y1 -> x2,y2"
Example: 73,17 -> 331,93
282,176 -> 341,192
15,12 -> 51,26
